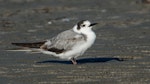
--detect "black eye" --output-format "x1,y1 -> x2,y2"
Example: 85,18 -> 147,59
81,24 -> 85,27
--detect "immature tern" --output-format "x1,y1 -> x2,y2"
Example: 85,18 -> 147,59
10,20 -> 98,65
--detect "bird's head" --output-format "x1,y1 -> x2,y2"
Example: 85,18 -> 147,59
73,20 -> 97,34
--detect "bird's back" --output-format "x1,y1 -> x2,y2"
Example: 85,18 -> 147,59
47,29 -> 86,50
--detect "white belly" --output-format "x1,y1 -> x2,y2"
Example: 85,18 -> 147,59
59,32 -> 96,60
41,31 -> 96,60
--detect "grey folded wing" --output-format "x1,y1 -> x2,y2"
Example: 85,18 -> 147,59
45,29 -> 86,54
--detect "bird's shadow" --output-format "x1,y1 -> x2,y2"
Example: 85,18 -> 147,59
37,57 -> 125,64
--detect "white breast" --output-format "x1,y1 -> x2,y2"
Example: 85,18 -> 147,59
59,31 -> 96,60
77,31 -> 96,54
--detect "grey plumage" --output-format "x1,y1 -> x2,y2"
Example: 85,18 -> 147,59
11,29 -> 87,54
10,20 -> 97,65
46,29 -> 86,52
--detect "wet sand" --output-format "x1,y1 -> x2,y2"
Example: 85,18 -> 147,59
0,0 -> 150,84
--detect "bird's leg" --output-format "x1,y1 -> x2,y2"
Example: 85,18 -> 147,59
71,58 -> 77,65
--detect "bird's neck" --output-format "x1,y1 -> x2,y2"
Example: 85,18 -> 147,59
84,30 -> 96,42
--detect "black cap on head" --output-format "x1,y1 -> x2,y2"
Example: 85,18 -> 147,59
77,20 -> 86,30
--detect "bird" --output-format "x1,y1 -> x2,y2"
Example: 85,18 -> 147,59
10,20 -> 98,65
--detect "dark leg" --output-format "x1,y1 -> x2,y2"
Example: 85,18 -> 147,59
71,58 -> 77,65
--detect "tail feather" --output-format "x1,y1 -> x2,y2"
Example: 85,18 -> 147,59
11,41 -> 46,48
6,47 -> 42,53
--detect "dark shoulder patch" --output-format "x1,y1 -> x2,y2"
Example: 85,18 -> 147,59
47,47 -> 65,54
77,20 -> 86,30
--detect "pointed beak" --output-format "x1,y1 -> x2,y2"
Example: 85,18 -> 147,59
89,23 -> 98,27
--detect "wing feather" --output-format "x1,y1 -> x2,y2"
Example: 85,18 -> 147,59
11,41 -> 46,48
47,29 -> 86,52
11,29 -> 86,54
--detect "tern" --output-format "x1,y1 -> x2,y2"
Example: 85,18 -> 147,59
10,20 -> 98,65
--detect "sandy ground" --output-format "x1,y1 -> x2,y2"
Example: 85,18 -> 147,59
0,0 -> 150,84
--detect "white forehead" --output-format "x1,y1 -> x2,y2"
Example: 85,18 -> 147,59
83,20 -> 91,25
